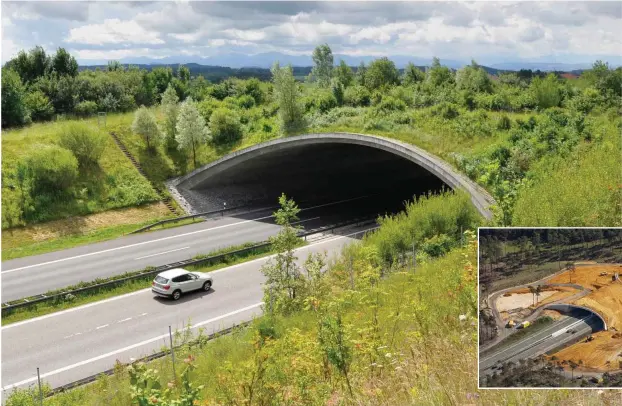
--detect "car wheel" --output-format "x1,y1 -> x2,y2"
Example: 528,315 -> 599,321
203,281 -> 212,291
172,290 -> 182,301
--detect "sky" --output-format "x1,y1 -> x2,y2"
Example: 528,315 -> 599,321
2,1 -> 621,67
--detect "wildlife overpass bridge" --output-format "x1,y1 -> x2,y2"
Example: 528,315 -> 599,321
171,132 -> 495,218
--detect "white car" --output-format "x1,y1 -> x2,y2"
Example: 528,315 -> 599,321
152,268 -> 212,300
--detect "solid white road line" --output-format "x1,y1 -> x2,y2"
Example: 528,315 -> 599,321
1,226 -> 376,330
2,302 -> 264,391
135,247 -> 190,260
2,196 -> 366,273
96,324 -> 109,330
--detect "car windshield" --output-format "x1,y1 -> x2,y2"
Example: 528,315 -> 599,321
155,276 -> 168,284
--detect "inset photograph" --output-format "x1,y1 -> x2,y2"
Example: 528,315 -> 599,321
478,228 -> 622,388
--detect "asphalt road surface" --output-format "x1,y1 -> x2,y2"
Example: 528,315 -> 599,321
479,314 -> 595,375
1,195 -> 387,302
1,229 -> 365,393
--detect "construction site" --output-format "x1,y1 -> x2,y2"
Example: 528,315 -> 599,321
479,229 -> 622,387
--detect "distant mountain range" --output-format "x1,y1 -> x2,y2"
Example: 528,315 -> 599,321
77,52 -> 622,72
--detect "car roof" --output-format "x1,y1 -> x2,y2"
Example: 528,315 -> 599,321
156,268 -> 189,279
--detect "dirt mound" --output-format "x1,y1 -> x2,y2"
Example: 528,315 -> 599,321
575,283 -> 622,329
550,331 -> 622,371
549,264 -> 618,289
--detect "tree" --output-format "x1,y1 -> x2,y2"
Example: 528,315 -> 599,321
25,90 -> 54,122
311,44 -> 334,87
530,74 -> 562,109
535,285 -> 542,305
566,262 -> 576,283
161,83 -> 180,150
51,47 -> 78,77
528,285 -> 536,306
107,60 -> 123,72
260,193 -> 303,315
132,106 -> 162,151
209,107 -> 243,145
6,46 -> 50,83
59,123 -> 107,167
177,64 -> 191,83
271,62 -> 305,134
334,60 -> 353,88
356,61 -> 367,86
331,79 -> 344,106
456,60 -> 493,93
427,57 -> 454,88
176,97 -> 211,168
402,62 -> 425,86
1,68 -> 30,128
364,57 -> 400,90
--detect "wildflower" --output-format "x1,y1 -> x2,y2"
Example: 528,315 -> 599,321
385,353 -> 392,358
459,314 -> 467,321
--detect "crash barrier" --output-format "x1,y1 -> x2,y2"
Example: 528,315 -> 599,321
1,217 -> 378,314
43,320 -> 253,397
130,200 -> 276,234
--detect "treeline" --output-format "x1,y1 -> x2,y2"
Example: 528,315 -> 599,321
480,228 -> 622,246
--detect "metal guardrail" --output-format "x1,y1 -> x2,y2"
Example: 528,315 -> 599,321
130,202 -> 278,234
44,320 -> 253,397
1,217 -> 377,313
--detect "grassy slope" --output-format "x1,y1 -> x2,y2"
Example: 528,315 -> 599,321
17,237 -> 619,405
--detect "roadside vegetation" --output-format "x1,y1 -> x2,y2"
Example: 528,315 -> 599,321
2,45 -> 620,258
6,193 -> 621,405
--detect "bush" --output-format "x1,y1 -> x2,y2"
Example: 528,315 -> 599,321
58,123 -> 107,167
209,107 -> 243,145
24,90 -> 54,121
74,100 -> 98,117
497,115 -> 512,130
26,144 -> 78,194
374,96 -> 407,114
422,234 -> 454,257
237,94 -> 255,109
431,102 -> 460,119
316,92 -> 338,113
344,85 -> 371,107
197,97 -> 222,123
118,93 -> 136,112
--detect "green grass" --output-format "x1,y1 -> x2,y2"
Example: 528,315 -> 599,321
10,237 -> 617,405
1,116 -> 160,228
1,211 -> 176,261
1,241 -> 283,325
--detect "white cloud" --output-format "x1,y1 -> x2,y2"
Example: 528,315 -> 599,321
65,19 -> 164,45
222,29 -> 266,41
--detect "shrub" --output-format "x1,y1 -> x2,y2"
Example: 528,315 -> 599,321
316,92 -> 337,113
74,100 -> 98,117
237,94 -> 255,109
197,97 -> 221,123
497,115 -> 512,130
118,93 -> 136,112
344,85 -> 371,107
422,234 -> 454,257
26,144 -> 78,194
24,90 -> 54,121
431,102 -> 460,119
209,107 -> 243,145
58,123 -> 107,167
374,96 -> 407,114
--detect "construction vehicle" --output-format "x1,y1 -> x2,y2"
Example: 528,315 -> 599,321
507,320 -> 516,328
599,272 -> 608,276
519,321 -> 531,329
585,335 -> 594,342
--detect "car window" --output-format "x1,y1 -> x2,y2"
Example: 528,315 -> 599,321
172,274 -> 189,282
155,276 -> 168,284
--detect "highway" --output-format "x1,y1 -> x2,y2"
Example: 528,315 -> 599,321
479,314 -> 596,375
1,195 -> 390,302
1,228 -> 365,392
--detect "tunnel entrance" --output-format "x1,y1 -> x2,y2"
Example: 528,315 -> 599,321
175,142 -> 450,220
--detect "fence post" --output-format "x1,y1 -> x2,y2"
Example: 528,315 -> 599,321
168,326 -> 177,382
37,367 -> 43,406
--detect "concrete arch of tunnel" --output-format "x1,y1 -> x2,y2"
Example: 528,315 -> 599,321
544,303 -> 608,331
172,132 -> 496,219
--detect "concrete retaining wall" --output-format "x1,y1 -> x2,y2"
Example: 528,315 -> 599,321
173,132 -> 496,219
544,303 -> 608,331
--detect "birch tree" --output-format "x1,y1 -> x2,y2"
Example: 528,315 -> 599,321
161,83 -> 179,149
131,106 -> 162,151
175,97 -> 210,168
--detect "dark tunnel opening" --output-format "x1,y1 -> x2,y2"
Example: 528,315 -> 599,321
176,143 -> 451,226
